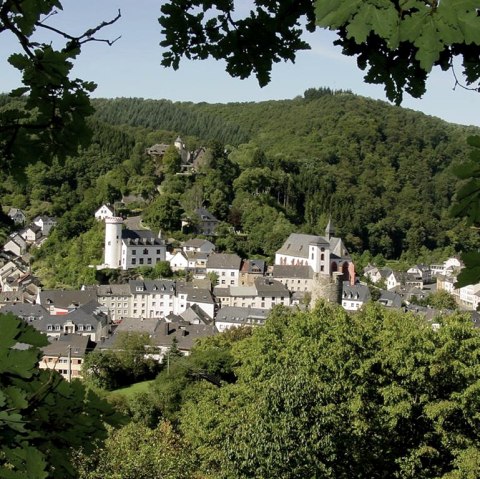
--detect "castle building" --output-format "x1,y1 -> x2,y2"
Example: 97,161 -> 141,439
103,217 -> 166,270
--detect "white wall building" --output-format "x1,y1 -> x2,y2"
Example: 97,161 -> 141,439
103,217 -> 167,270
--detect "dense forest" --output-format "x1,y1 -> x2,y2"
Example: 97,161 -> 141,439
1,88 -> 479,287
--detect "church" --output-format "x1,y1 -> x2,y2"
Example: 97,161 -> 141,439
274,220 -> 354,282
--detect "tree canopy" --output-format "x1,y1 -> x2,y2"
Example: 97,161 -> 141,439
178,302 -> 480,478
0,313 -> 121,478
159,0 -> 480,105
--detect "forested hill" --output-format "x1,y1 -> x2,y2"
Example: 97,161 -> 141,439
3,89 -> 480,288
91,97 -> 250,146
91,89 -> 477,159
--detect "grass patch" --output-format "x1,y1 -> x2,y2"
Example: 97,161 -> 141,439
109,380 -> 155,398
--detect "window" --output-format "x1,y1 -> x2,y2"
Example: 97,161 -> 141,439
86,325 -> 92,331
143,248 -> 148,255
156,249 -> 161,254
230,272 -> 235,276
221,280 -> 226,284
132,258 -> 136,265
132,250 -> 136,255
55,325 -> 60,331
321,254 -> 324,261
221,271 -> 226,276
230,280 -> 235,285
147,258 -> 152,264
47,324 -> 53,331
139,258 -> 144,265
78,324 -> 84,331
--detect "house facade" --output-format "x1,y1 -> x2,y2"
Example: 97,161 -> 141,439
103,217 -> 167,270
206,253 -> 242,287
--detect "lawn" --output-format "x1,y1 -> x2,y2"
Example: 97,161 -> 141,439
109,379 -> 155,398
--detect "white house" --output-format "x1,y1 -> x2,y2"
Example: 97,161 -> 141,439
169,251 -> 189,272
341,282 -> 371,311
206,253 -> 242,287
20,224 -> 42,244
95,204 -> 115,221
407,264 -> 431,283
33,215 -> 56,236
3,233 -> 27,257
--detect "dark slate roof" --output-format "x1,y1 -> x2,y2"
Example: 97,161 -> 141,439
113,317 -> 161,335
122,229 -> 164,245
195,207 -> 219,222
183,238 -> 213,249
41,334 -> 91,358
215,306 -> 269,325
255,277 -> 290,295
151,321 -> 217,351
207,253 -> 242,270
342,282 -> 371,303
272,265 -> 314,279
329,237 -> 350,259
277,233 -> 329,258
39,290 -> 97,309
129,279 -> 176,294
241,259 -> 266,274
97,284 -> 132,297
377,290 -> 403,308
181,304 -> 213,324
0,303 -> 49,320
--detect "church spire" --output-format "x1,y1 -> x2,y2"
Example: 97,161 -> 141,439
325,218 -> 335,240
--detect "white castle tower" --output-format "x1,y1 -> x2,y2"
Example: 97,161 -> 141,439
104,217 -> 123,268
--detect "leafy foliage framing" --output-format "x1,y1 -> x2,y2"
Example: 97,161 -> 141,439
0,313 -> 120,478
0,0 -> 120,170
159,0 -> 480,104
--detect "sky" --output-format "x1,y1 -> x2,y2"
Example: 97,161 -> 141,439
2,0 -> 480,128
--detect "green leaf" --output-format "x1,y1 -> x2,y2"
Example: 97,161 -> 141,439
315,0 -> 362,29
455,252 -> 480,287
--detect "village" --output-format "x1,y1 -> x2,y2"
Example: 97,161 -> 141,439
0,201 -> 478,381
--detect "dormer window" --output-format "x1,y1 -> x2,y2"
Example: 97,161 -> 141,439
136,286 -> 144,292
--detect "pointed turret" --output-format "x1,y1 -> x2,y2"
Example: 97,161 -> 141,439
325,218 -> 335,240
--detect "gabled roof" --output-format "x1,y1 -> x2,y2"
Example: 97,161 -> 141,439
97,284 -> 132,297
241,259 -> 266,274
195,207 -> 219,222
183,238 -> 214,249
1,303 -> 49,319
207,253 -> 242,270
342,282 -> 371,303
181,304 -> 213,324
255,277 -> 290,295
272,265 -> 314,279
276,233 -> 329,259
41,334 -> 91,358
38,289 -> 97,309
129,279 -> 176,294
122,229 -> 164,245
151,321 -> 217,351
215,306 -> 269,325
377,290 -> 403,308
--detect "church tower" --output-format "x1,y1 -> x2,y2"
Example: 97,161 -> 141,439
104,217 -> 123,268
325,218 -> 335,240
